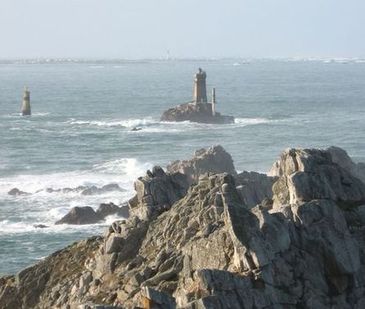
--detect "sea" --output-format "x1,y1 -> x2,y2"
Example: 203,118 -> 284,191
0,58 -> 364,276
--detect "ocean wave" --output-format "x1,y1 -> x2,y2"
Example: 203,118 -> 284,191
233,117 -> 272,126
68,117 -> 156,128
92,158 -> 152,176
67,116 -> 275,134
0,218 -> 115,235
0,157 -> 150,196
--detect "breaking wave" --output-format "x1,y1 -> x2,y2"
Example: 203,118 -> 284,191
233,117 -> 273,126
0,157 -> 152,235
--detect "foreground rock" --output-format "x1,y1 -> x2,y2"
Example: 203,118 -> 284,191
56,203 -> 129,225
167,145 -> 237,184
2,146 -> 365,309
128,166 -> 189,221
327,146 -> 365,183
269,147 -> 365,209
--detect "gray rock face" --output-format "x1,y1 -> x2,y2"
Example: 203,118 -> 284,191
235,171 -> 276,208
55,206 -> 102,225
2,146 -> 365,309
327,146 -> 365,183
270,148 -> 365,209
167,145 -> 237,185
129,166 -> 189,221
160,102 -> 234,124
97,203 -> 129,219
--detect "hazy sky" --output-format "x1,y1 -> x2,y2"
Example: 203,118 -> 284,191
1,0 -> 364,59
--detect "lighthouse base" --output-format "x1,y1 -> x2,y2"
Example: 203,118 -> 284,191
160,102 -> 234,124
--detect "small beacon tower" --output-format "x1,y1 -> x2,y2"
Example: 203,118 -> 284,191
193,68 -> 207,104
21,87 -> 31,116
211,88 -> 216,116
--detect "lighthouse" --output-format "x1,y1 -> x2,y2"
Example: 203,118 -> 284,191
21,87 -> 31,116
193,68 -> 207,104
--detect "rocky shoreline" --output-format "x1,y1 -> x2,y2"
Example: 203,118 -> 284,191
1,145 -> 365,308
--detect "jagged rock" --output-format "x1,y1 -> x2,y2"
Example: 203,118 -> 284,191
235,171 -> 276,208
270,148 -> 365,208
8,188 -> 29,196
96,203 -> 129,219
167,145 -> 236,184
2,146 -> 365,309
55,206 -> 102,225
327,146 -> 365,183
129,166 -> 189,221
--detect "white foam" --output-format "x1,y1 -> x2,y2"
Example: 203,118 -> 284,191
0,157 -> 151,195
68,117 -> 156,128
0,157 -> 152,235
234,117 -> 272,126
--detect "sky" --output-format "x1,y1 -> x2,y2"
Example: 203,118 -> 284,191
0,0 -> 364,59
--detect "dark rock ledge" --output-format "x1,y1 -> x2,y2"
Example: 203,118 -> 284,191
1,146 -> 365,309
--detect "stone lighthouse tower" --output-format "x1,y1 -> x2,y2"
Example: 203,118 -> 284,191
21,87 -> 31,116
193,68 -> 207,104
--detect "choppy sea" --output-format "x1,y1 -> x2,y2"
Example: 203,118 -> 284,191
0,58 -> 364,275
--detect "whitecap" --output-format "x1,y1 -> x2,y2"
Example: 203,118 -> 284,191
67,117 -> 157,129
233,117 -> 272,126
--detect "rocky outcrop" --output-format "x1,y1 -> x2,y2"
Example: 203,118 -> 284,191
56,203 -> 129,225
1,146 -> 365,309
327,146 -> 365,183
167,145 -> 237,184
56,206 -> 102,225
235,171 -> 276,208
128,166 -> 189,221
97,203 -> 129,219
270,148 -> 365,209
160,102 -> 234,124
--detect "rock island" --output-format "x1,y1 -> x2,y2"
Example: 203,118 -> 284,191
160,68 -> 235,124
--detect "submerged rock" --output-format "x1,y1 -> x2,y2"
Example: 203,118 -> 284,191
33,224 -> 49,229
8,188 -> 30,196
45,183 -> 124,195
56,203 -> 129,225
2,146 -> 365,309
81,184 -> 124,196
55,206 -> 102,225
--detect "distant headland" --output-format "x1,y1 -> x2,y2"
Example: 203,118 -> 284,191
160,68 -> 235,124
